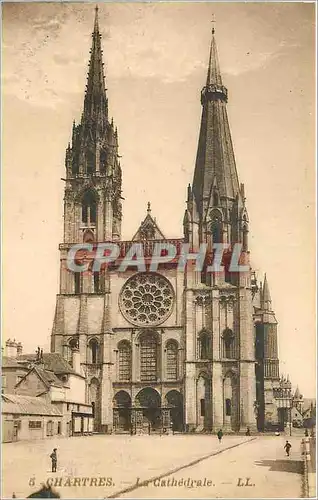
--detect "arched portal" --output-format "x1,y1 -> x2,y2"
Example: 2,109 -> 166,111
113,391 -> 131,432
165,390 -> 183,432
134,388 -> 162,433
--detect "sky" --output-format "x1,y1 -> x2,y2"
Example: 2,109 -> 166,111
2,2 -> 316,397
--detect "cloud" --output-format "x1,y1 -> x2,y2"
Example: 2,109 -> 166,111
1,4 -> 307,109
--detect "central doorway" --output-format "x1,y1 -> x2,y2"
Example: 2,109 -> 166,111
134,388 -> 162,433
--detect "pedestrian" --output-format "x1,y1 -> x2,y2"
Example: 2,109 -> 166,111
246,427 -> 251,436
217,429 -> 223,443
50,448 -> 57,472
284,440 -> 292,457
305,428 -> 309,437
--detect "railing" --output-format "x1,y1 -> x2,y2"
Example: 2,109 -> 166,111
116,239 -> 184,258
60,238 -> 185,260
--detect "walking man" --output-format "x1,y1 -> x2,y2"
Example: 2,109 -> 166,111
284,440 -> 292,457
50,448 -> 57,472
217,429 -> 223,443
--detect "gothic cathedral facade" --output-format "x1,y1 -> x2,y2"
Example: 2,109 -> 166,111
51,8 -> 281,434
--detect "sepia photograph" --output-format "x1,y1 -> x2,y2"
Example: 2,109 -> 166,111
2,1 -> 316,498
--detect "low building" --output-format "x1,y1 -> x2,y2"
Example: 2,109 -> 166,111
2,394 -> 62,442
2,341 -> 93,438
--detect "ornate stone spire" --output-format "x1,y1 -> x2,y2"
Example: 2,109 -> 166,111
192,24 -> 240,219
82,5 -> 108,128
63,6 -> 123,242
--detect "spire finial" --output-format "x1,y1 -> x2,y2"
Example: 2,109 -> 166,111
211,14 -> 216,35
206,16 -> 223,88
147,202 -> 151,214
94,5 -> 99,33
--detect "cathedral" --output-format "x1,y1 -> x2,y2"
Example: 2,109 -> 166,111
51,8 -> 281,434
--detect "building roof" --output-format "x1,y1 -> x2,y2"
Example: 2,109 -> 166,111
17,352 -> 76,375
35,367 -> 65,387
2,356 -> 26,369
2,394 -> 62,416
15,365 -> 65,390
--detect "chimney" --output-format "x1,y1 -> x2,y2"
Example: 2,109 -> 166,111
5,339 -> 18,358
71,348 -> 81,374
16,342 -> 23,356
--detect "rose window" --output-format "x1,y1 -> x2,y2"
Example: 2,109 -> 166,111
119,273 -> 174,326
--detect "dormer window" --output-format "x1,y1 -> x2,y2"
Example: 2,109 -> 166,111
222,328 -> 236,359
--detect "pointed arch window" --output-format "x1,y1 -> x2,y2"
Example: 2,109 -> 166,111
93,272 -> 100,293
118,341 -> 132,382
166,341 -> 178,381
140,332 -> 159,382
100,150 -> 107,174
67,337 -> 79,365
213,191 -> 219,207
222,328 -> 236,359
74,272 -> 81,294
242,225 -> 248,251
88,339 -> 99,364
210,210 -> 223,244
225,398 -> 232,416
87,151 -> 96,174
82,190 -> 97,225
198,330 -> 211,360
211,221 -> 222,243
83,229 -> 94,243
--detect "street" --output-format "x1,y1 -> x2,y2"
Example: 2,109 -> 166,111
2,434 -> 304,499
119,435 -> 304,498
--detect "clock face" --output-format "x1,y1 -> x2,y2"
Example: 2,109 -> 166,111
119,272 -> 174,326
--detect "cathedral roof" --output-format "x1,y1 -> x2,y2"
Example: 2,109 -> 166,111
132,202 -> 166,241
261,273 -> 272,311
